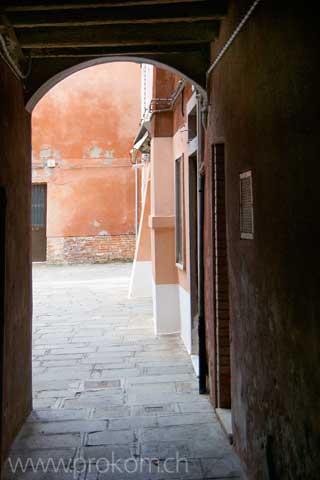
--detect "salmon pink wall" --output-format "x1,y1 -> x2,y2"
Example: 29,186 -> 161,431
32,62 -> 141,237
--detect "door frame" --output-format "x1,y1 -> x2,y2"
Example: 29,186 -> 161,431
188,152 -> 198,356
0,187 -> 6,471
212,143 -> 231,409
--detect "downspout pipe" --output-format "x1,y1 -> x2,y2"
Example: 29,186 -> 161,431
196,93 -> 207,394
135,166 -> 139,237
130,148 -> 141,238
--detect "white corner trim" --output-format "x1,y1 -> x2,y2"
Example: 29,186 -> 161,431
187,91 -> 198,115
188,136 -> 198,156
179,285 -> 192,354
191,355 -> 199,377
128,261 -> 152,298
152,281 -> 180,336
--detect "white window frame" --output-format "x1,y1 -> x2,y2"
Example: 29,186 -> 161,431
175,155 -> 185,269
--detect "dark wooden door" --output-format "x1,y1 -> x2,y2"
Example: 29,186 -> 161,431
213,143 -> 231,408
32,184 -> 47,262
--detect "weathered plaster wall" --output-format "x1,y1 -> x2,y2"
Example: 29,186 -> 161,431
0,59 -> 32,462
32,169 -> 135,238
205,1 -> 320,478
32,62 -> 140,262
172,83 -> 194,294
128,166 -> 152,299
136,167 -> 151,263
150,70 -> 193,290
148,69 -> 195,340
172,81 -> 195,352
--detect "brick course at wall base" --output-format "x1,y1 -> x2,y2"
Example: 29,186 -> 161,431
46,235 -> 136,264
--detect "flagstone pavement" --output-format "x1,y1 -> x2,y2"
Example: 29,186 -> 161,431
4,263 -> 241,479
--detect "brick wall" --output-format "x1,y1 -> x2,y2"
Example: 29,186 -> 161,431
46,235 -> 136,264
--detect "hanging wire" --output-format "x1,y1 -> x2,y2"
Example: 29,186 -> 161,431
206,0 -> 262,89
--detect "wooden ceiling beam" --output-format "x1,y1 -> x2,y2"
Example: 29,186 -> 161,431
17,21 -> 219,48
3,0 -> 208,13
27,43 -> 209,57
9,2 -> 227,28
25,48 -> 209,102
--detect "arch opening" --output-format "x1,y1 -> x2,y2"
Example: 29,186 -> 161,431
26,56 -> 207,113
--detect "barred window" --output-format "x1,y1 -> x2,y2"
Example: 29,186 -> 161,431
240,171 -> 254,239
175,156 -> 184,267
32,184 -> 47,228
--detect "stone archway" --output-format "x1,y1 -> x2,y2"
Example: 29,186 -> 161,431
26,56 -> 207,112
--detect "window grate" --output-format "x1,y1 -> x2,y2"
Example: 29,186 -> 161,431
32,184 -> 46,228
240,171 -> 254,239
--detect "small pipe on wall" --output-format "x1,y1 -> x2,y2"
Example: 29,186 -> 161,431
149,79 -> 185,114
130,149 -> 143,238
134,165 -> 139,237
196,92 -> 207,394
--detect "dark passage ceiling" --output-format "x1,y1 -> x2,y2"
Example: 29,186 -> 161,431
1,0 -> 227,97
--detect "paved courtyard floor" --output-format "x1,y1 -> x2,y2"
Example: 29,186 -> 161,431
5,263 -> 241,479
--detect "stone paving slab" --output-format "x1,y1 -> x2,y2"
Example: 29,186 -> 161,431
20,420 -> 107,436
11,433 -> 81,450
80,445 -> 134,462
27,409 -> 89,423
4,263 -> 241,480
